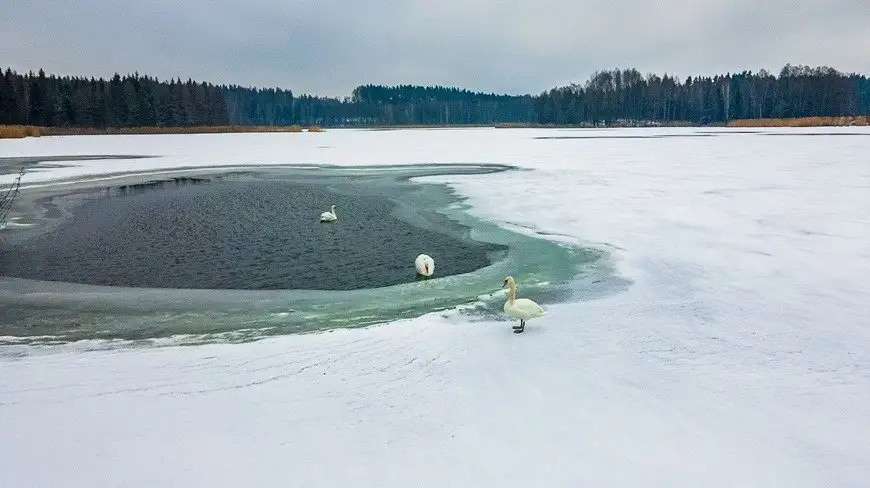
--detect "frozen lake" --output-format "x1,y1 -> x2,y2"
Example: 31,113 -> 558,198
1,127 -> 869,487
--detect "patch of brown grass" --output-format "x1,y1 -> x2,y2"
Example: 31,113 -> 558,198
0,125 -> 41,138
728,116 -> 870,128
306,125 -> 323,132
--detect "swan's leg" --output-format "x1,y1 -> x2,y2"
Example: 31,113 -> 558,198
512,319 -> 522,330
513,320 -> 525,333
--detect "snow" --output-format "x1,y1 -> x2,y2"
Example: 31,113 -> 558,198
2,127 -> 869,487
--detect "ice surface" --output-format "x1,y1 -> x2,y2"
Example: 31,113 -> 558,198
1,127 -> 869,487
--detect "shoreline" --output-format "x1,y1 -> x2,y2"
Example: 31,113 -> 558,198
1,116 -> 868,138
727,116 -> 869,127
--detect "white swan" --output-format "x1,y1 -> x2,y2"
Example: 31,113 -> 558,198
415,254 -> 434,276
502,276 -> 545,333
319,205 -> 337,222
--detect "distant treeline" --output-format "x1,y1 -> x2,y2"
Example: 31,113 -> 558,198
350,85 -> 536,124
1,64 -> 868,128
537,65 -> 870,125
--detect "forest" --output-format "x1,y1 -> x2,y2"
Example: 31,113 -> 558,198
536,65 -> 870,125
1,64 -> 868,128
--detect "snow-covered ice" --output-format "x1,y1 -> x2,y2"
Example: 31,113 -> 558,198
1,127 -> 869,487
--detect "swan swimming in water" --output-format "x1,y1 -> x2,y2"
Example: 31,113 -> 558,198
415,254 -> 434,276
502,276 -> 545,333
319,205 -> 337,222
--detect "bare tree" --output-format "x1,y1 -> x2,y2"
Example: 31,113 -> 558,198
0,168 -> 25,232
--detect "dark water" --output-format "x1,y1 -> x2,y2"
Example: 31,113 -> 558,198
0,177 -> 504,290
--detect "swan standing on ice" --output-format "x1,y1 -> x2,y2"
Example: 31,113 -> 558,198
415,254 -> 434,276
502,276 -> 545,333
319,205 -> 337,222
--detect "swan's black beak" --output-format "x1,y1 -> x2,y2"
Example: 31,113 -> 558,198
502,279 -> 508,288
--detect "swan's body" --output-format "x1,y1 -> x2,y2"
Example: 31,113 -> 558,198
319,205 -> 337,222
502,276 -> 544,333
415,254 -> 435,276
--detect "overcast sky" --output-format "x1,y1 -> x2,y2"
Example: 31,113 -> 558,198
2,0 -> 868,97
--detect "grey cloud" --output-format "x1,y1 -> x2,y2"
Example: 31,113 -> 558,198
1,0 -> 868,96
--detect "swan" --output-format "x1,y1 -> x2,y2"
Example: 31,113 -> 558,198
502,276 -> 545,333
319,205 -> 337,222
415,254 -> 434,276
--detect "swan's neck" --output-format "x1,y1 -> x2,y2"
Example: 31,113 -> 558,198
508,283 -> 516,304
331,206 -> 336,216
